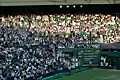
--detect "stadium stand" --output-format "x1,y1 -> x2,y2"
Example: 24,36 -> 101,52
0,4 -> 120,80
0,13 -> 120,80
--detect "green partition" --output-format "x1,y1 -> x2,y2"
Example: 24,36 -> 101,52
43,67 -> 88,80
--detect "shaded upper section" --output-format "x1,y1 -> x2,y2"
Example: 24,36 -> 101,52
0,4 -> 120,15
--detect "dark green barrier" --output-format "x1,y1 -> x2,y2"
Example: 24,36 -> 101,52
43,67 -> 88,80
43,73 -> 67,80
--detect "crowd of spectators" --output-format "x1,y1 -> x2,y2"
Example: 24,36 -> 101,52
0,14 -> 120,80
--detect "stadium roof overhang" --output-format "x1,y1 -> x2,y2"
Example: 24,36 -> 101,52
0,0 -> 120,6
